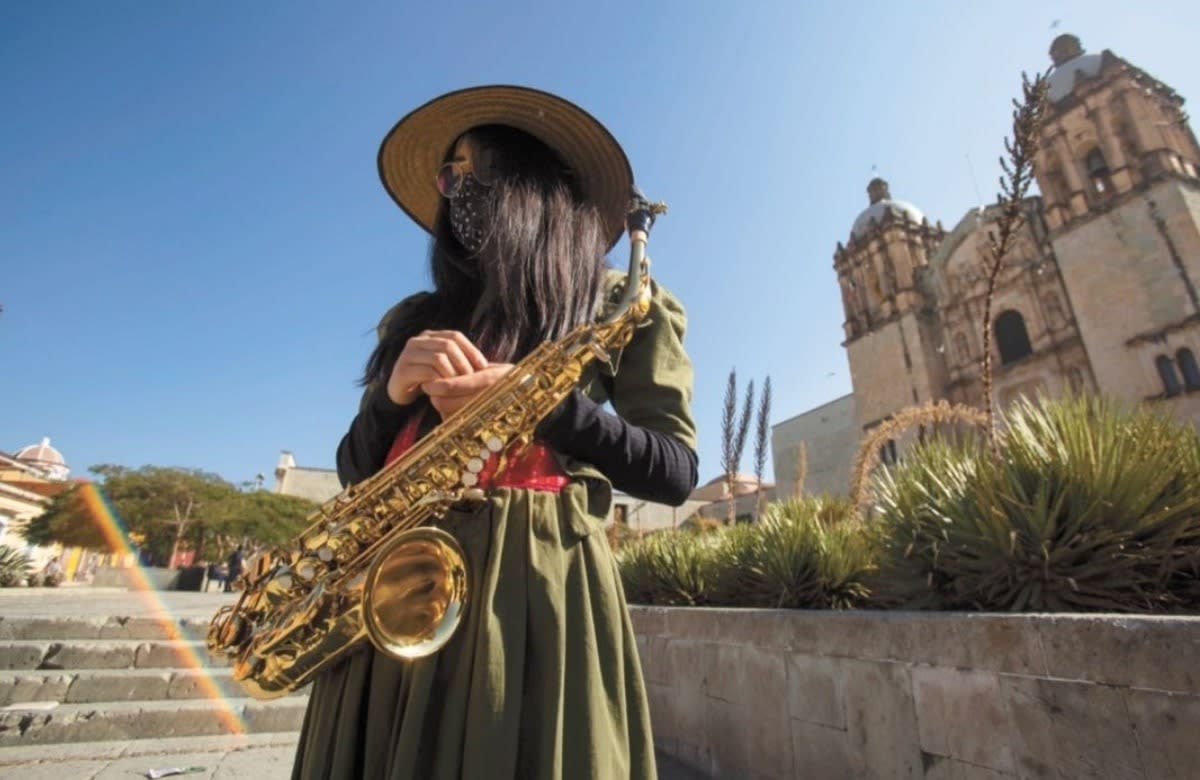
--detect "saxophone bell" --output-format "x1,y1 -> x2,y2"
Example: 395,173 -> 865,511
363,526 -> 469,660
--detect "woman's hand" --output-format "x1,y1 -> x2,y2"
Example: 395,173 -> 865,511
423,363 -> 515,420
387,330 -> 489,406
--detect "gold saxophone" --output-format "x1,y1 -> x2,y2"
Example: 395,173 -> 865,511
208,191 -> 666,699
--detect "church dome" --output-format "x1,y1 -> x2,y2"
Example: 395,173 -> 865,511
1045,34 -> 1104,103
850,178 -> 926,239
15,437 -> 69,479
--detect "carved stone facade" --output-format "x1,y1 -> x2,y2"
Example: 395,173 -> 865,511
774,34 -> 1200,494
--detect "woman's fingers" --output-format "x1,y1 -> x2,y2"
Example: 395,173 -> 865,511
406,331 -> 488,377
422,330 -> 488,371
390,331 -> 491,406
422,364 -> 513,397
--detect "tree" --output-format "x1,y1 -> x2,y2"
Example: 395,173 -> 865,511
95,465 -> 237,566
720,369 -> 755,524
22,488 -> 110,549
752,376 -> 772,519
25,465 -> 317,567
209,490 -> 317,556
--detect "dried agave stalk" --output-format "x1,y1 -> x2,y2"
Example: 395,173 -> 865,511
849,400 -> 989,511
980,71 -> 1050,451
793,441 -> 808,500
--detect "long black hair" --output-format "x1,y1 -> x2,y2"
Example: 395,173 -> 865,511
362,125 -> 611,387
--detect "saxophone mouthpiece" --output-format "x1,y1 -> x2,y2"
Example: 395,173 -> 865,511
627,186 -> 667,235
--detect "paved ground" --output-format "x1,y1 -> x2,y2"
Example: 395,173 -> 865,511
0,587 -> 708,779
0,585 -> 240,620
1,733 -> 707,779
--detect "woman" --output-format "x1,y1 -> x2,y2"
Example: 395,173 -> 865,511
293,86 -> 698,780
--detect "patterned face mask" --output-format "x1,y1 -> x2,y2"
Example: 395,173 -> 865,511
448,173 -> 492,254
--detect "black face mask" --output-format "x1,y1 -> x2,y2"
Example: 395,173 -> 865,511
448,173 -> 491,254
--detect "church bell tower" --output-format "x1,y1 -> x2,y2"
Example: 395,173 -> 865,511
835,178 -> 946,444
1033,34 -> 1200,420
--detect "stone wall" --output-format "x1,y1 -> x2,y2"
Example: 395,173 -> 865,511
771,394 -> 857,499
631,607 -> 1200,779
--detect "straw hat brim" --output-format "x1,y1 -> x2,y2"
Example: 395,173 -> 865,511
377,85 -> 634,250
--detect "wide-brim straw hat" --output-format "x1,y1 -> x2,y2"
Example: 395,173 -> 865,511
377,85 -> 634,250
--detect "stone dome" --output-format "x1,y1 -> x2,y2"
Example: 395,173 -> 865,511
1046,34 -> 1104,103
850,178 -> 926,239
15,437 -> 69,479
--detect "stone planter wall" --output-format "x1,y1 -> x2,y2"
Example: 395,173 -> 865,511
630,607 -> 1200,779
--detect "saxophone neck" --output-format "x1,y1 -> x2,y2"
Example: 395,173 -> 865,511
604,188 -> 665,324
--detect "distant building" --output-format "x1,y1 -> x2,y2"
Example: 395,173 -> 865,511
0,437 -> 121,577
771,395 -> 856,500
686,473 -> 776,523
273,451 -> 341,503
0,439 -> 70,564
774,33 -> 1200,496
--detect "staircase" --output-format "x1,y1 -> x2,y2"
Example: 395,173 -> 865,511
0,601 -> 705,778
0,614 -> 306,764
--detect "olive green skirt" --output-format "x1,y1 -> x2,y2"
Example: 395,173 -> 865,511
291,483 -> 657,780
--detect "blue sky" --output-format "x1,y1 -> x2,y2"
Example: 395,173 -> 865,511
4,1 -> 1199,491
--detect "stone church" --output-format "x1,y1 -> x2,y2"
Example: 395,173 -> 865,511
772,33 -> 1200,499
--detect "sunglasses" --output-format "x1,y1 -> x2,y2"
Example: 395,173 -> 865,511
435,159 -> 496,199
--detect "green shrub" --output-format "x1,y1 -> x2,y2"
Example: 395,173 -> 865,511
618,496 -> 875,609
710,497 -> 873,609
872,395 -> 1200,612
0,545 -> 32,588
618,531 -> 722,607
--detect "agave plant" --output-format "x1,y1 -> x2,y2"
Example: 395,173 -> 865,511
872,395 -> 1200,612
711,497 -> 874,609
619,497 -> 877,609
617,531 -> 722,607
0,545 -> 33,588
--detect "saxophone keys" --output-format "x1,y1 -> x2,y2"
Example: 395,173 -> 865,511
317,546 -> 334,563
466,457 -> 484,473
461,472 -> 478,487
463,487 -> 486,501
485,436 -> 503,453
295,559 -> 319,581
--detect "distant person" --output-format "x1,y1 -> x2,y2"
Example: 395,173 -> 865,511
207,562 -> 226,592
225,546 -> 245,592
41,558 -> 63,587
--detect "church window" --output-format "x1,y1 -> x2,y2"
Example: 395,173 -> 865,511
954,332 -> 970,363
1177,348 -> 1200,390
1157,355 -> 1183,397
868,266 -> 882,301
1085,148 -> 1112,194
612,504 -> 628,525
1067,366 -> 1085,393
1044,292 -> 1064,326
1044,165 -> 1067,205
995,310 -> 1033,365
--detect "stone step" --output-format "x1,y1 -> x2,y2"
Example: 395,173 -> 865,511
0,616 -> 213,642
0,667 -> 308,706
0,696 -> 308,746
0,640 -> 230,671
0,730 -> 299,767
